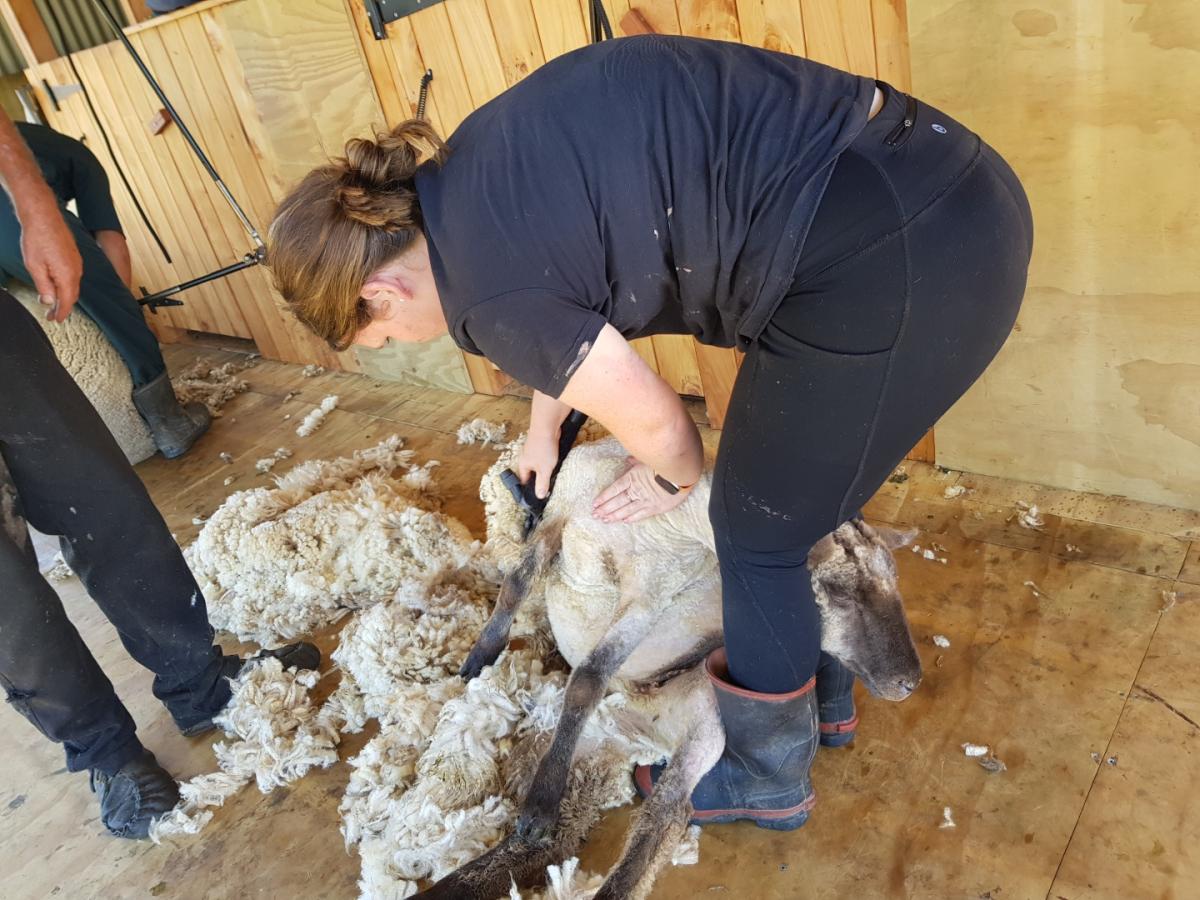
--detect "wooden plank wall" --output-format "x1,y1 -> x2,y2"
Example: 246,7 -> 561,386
345,0 -> 925,449
25,1 -> 351,369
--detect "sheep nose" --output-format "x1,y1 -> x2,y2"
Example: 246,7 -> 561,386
895,675 -> 920,697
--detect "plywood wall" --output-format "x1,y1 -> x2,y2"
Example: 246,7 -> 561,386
908,0 -> 1200,509
21,0 -> 389,369
345,0 -> 917,431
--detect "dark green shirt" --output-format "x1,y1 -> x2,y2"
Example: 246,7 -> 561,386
15,122 -> 122,235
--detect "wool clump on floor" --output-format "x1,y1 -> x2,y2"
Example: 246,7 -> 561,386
297,394 -> 339,437
457,417 -> 510,448
255,446 -> 293,474
149,657 -> 338,843
171,356 -> 255,416
186,436 -> 476,644
43,550 -> 75,582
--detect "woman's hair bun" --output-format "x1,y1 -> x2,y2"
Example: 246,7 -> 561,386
335,120 -> 447,230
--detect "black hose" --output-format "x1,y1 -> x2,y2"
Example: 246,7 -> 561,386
89,0 -> 264,249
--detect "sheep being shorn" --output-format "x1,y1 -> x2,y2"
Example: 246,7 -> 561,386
421,437 -> 923,900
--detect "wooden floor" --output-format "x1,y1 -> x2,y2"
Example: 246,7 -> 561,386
3,345 -> 1199,899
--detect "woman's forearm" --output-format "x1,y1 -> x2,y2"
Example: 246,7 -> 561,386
608,396 -> 704,489
530,390 -> 572,440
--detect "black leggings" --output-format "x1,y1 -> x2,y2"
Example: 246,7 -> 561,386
710,84 -> 1033,694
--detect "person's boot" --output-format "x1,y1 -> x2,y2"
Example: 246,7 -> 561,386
635,648 -> 818,830
131,372 -> 211,459
816,652 -> 858,747
177,641 -> 322,737
89,748 -> 179,839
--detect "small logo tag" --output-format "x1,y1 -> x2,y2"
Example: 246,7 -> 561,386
932,123 -> 948,134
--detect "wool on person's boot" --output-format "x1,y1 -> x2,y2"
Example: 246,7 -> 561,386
176,641 -> 323,737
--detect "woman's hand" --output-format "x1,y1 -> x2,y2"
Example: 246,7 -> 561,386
517,429 -> 560,499
593,458 -> 691,524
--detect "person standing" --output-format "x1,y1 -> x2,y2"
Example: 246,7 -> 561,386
0,108 -> 319,839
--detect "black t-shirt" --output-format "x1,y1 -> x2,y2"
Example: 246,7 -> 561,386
15,122 -> 123,235
414,35 -> 874,397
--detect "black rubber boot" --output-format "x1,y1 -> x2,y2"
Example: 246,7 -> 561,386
89,748 -> 180,839
131,372 -> 211,459
177,641 -> 322,737
635,648 -> 818,830
816,652 -> 858,747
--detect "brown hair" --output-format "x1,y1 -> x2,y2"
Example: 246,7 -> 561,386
266,120 -> 448,351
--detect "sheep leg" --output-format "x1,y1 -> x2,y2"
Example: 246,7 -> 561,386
516,601 -> 661,844
413,835 -> 572,900
460,520 -> 562,680
595,670 -> 724,900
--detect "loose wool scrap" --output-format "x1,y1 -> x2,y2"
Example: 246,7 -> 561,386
149,658 -> 338,843
172,357 -> 254,416
456,418 -> 510,448
297,394 -> 340,437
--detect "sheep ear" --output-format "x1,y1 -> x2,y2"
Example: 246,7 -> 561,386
876,525 -> 918,549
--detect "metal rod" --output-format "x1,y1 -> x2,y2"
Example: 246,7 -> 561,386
138,250 -> 265,312
90,0 -> 264,249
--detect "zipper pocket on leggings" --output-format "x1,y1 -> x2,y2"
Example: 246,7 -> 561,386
883,95 -> 919,147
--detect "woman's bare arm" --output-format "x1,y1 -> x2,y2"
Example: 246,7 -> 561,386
559,324 -> 703,521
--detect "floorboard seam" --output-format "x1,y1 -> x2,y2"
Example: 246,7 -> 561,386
1045,608 -> 1165,897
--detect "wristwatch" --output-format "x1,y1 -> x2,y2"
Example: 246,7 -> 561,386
654,473 -> 695,495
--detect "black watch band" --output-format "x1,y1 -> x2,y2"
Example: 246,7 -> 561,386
654,473 -> 681,495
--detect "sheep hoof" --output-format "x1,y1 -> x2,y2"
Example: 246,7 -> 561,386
459,642 -> 504,681
458,651 -> 490,681
514,808 -> 559,845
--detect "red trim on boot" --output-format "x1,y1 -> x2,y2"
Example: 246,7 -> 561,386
820,714 -> 859,735
705,648 -> 816,701
635,764 -> 655,799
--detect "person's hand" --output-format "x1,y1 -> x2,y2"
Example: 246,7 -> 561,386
517,430 -> 560,499
20,205 -> 82,322
592,458 -> 691,524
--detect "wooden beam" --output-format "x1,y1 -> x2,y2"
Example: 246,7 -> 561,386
0,0 -> 58,66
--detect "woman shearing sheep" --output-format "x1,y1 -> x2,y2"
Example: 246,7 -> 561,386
267,35 -> 1031,831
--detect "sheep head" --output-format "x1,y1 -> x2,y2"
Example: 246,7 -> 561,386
809,519 -> 922,702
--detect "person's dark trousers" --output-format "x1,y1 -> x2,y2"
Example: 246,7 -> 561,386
710,83 -> 1033,694
0,292 -> 233,774
0,200 -> 166,388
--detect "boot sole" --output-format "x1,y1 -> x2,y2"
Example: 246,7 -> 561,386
689,807 -> 813,831
819,730 -> 856,748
